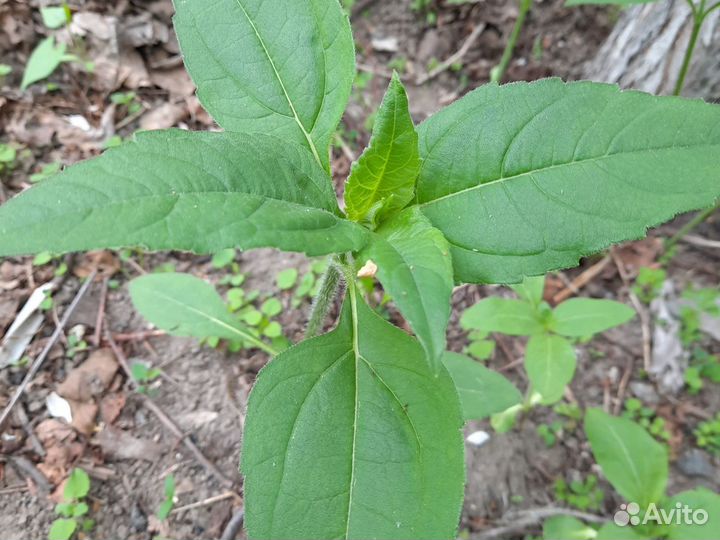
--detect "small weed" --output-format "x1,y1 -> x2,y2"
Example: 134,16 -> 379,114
49,468 -> 93,540
554,474 -> 604,512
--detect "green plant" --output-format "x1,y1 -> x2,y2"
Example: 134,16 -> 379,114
490,0 -> 533,83
0,143 -> 17,174
633,267 -> 667,304
31,162 -> 63,183
622,398 -> 671,443
130,361 -> 162,393
544,410 -> 720,539
538,420 -> 564,447
694,413 -> 720,456
554,474 -> 605,512
462,276 -> 635,429
157,474 -> 176,520
1,0 -> 720,537
49,468 -> 93,540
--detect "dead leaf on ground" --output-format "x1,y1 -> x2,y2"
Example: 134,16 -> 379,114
74,251 -> 121,280
609,238 -> 663,276
140,102 -> 187,131
100,392 -> 127,425
150,67 -> 196,97
57,348 -> 119,402
92,426 -> 164,462
35,420 -> 83,488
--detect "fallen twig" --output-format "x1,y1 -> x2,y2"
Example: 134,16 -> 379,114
7,456 -> 52,494
105,332 -> 236,489
220,507 -> 246,540
610,249 -> 651,413
171,490 -> 239,514
552,255 -> 612,304
93,277 -> 109,348
0,272 -> 97,430
681,234 -> 720,249
416,23 -> 486,85
470,507 -> 606,540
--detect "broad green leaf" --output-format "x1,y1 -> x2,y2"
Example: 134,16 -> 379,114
242,293 -> 464,539
129,273 -> 272,353
21,37 -> 66,90
511,275 -> 546,308
565,0 -> 655,5
48,519 -> 76,540
0,130 -> 368,258
542,515 -> 597,540
596,522 -> 650,540
666,488 -> 720,540
461,298 -> 543,336
585,409 -> 668,509
64,468 -> 90,501
416,79 -> 720,284
173,0 -> 355,170
361,207 -> 453,369
525,334 -> 576,404
552,299 -> 635,337
442,352 -> 522,421
345,73 -> 421,225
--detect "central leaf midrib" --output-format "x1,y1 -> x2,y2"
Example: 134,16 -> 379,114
232,0 -> 323,165
419,143 -> 719,207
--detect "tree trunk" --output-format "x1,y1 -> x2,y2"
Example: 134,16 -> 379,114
583,0 -> 720,99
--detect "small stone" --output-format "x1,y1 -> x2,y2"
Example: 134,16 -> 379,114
677,449 -> 717,480
629,381 -> 660,405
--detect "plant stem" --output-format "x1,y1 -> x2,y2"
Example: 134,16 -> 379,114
491,0 -> 532,84
665,201 -> 720,251
305,261 -> 343,338
674,0 -> 706,96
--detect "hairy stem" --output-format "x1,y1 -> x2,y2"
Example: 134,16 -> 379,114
491,0 -> 533,84
674,0 -> 707,96
305,261 -> 343,338
665,201 -> 720,252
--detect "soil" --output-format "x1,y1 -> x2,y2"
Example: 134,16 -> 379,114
1,1 -> 719,539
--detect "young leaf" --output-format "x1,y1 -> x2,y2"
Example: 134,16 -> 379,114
0,130 -> 368,258
461,298 -> 543,336
64,468 -> 90,501
360,207 -> 453,369
173,0 -> 355,170
552,298 -> 636,337
48,519 -> 76,540
345,73 -> 421,225
41,6 -> 69,29
542,515 -> 596,540
416,79 -> 720,284
511,275 -> 545,308
666,488 -> 720,540
21,37 -> 66,90
242,293 -> 464,539
442,352 -> 522,421
525,334 -> 576,404
585,408 -> 668,509
129,273 -> 274,354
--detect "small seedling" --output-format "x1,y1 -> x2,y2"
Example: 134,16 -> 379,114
130,361 -> 162,393
633,267 -> 667,304
544,410 -> 720,539
694,413 -> 720,456
554,474 -> 605,512
156,474 -> 176,520
0,143 -> 17,174
622,398 -> 671,443
464,330 -> 496,361
462,275 -> 635,430
110,91 -> 142,115
537,421 -> 563,447
49,468 -> 93,540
